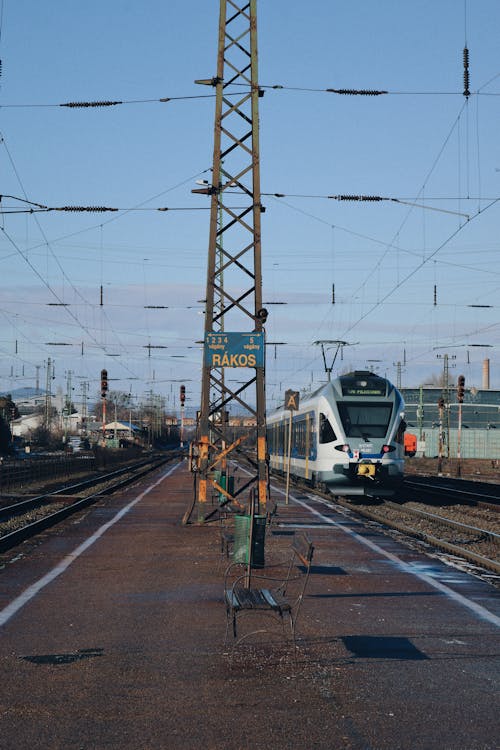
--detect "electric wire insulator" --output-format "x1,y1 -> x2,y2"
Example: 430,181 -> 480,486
463,47 -> 470,98
329,194 -> 384,202
60,100 -> 123,108
327,88 -> 388,96
52,206 -> 119,212
0,60 -> 3,78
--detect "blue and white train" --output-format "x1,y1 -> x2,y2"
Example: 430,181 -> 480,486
267,371 -> 405,497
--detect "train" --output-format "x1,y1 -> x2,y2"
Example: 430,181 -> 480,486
266,370 -> 406,498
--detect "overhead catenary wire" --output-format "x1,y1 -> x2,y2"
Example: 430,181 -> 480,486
0,204 -> 216,214
340,196 -> 500,336
5,192 -> 493,218
0,142 -> 144,381
1,84 -> 500,109
2,7 -> 499,397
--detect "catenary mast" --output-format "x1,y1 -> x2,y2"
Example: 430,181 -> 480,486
189,0 -> 267,522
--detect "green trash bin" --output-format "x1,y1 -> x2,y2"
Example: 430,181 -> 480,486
233,514 -> 266,567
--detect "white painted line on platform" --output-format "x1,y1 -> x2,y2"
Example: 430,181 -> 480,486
273,484 -> 500,629
0,462 -> 182,628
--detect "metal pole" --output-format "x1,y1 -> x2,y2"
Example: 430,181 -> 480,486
417,386 -> 424,441
285,410 -> 292,505
192,0 -> 267,525
44,357 -> 52,430
457,401 -> 462,477
180,402 -> 185,448
102,397 -> 107,445
438,399 -> 443,474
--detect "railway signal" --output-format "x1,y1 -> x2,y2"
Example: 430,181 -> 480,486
457,375 -> 465,476
179,385 -> 186,448
100,369 -> 108,398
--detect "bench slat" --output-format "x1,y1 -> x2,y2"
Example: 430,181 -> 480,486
224,532 -> 314,644
225,586 -> 292,613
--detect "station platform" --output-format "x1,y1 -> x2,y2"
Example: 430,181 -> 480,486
0,459 -> 499,749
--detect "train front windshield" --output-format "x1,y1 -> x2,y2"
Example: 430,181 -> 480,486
337,402 -> 393,439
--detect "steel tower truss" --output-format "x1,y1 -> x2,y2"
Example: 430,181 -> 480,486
193,0 -> 267,521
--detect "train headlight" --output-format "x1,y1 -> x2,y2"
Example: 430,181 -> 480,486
382,445 -> 395,453
335,444 -> 351,453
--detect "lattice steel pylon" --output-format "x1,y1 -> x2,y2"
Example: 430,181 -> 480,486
188,0 -> 267,523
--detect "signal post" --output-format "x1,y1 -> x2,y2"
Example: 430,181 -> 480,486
457,375 -> 465,477
101,368 -> 108,445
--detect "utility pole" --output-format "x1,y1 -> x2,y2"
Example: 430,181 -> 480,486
63,370 -> 73,445
180,385 -> 186,448
456,375 -> 465,477
394,361 -> 402,389
100,369 -> 108,445
188,0 -> 267,523
44,358 -> 53,430
436,353 -> 455,459
80,381 -> 89,436
417,386 -> 424,441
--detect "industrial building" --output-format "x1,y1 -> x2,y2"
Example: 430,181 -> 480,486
401,359 -> 500,459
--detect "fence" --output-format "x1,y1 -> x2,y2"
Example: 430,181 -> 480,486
419,428 -> 500,459
0,453 -> 97,492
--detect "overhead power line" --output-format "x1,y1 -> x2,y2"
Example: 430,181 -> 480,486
2,84 -> 499,109
4,191 -> 487,218
0,199 -> 215,214
264,192 -> 473,219
0,91 -> 246,109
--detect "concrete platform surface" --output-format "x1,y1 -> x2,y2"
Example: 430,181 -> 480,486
0,459 -> 499,749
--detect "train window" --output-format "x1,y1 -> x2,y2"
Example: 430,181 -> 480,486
338,403 -> 393,439
319,413 -> 336,443
294,418 -> 304,455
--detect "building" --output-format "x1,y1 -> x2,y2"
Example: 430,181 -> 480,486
401,384 -> 500,459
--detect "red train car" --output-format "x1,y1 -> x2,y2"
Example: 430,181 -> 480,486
404,432 -> 417,457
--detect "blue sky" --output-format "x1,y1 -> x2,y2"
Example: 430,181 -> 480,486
1,0 -> 500,413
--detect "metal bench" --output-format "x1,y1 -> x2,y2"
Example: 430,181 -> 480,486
223,531 -> 314,646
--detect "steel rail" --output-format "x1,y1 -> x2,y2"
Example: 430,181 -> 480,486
386,500 -> 500,544
0,457 -> 164,522
266,465 -> 500,574
404,478 -> 500,507
0,456 -> 171,553
331,497 -> 500,575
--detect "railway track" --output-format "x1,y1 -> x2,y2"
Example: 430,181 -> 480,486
403,476 -> 500,510
335,498 -> 499,574
327,486 -> 500,579
0,454 -> 174,553
268,469 -> 500,581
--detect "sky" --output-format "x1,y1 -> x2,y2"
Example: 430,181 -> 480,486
1,0 -> 500,415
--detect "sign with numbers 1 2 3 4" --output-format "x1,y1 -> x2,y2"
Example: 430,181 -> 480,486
204,332 -> 265,368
